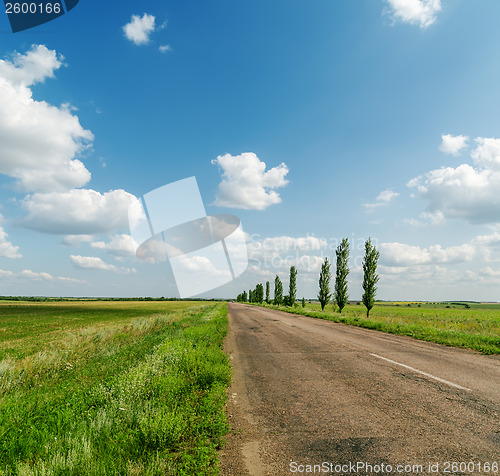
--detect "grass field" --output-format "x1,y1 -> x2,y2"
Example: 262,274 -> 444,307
259,301 -> 500,355
0,300 -> 230,475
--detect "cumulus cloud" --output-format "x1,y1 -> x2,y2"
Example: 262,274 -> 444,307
90,234 -> 139,258
385,0 -> 441,28
173,254 -> 229,277
0,44 -> 61,87
409,136 -> 500,224
379,231 -> 500,269
0,226 -> 21,259
212,153 -> 289,210
379,242 -> 475,266
470,137 -> 500,169
70,255 -> 136,274
363,189 -> 399,212
471,267 -> 500,285
21,189 -> 141,235
123,14 -> 156,45
378,264 -> 461,287
439,134 -> 469,156
467,232 -> 500,262
0,45 -> 93,192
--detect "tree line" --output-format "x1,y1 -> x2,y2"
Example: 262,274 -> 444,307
236,238 -> 380,318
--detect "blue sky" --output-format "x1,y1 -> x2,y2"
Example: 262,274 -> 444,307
1,0 -> 500,300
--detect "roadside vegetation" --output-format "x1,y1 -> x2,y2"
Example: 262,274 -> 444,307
0,300 -> 230,475
251,301 -> 500,355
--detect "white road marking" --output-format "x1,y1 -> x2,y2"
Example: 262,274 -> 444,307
369,353 -> 472,392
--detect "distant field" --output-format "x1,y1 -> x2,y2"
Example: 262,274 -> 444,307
261,301 -> 500,355
0,300 -> 230,475
376,300 -> 500,310
0,300 -> 198,360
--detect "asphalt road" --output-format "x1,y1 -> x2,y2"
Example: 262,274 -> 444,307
219,303 -> 500,476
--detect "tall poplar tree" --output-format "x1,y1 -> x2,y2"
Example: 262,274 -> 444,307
334,238 -> 350,313
255,283 -> 264,304
274,275 -> 283,306
265,281 -> 270,304
289,266 -> 297,307
318,257 -> 331,311
362,238 -> 380,318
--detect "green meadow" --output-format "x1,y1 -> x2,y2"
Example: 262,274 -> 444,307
263,301 -> 500,355
0,300 -> 230,475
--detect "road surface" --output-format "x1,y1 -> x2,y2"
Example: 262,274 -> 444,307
220,303 -> 500,475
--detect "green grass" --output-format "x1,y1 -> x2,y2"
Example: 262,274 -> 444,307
0,300 -> 198,360
0,301 -> 231,475
254,301 -> 500,355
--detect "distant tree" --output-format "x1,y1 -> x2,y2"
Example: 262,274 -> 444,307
249,289 -> 254,303
255,283 -> 264,304
265,281 -> 270,304
274,275 -> 283,306
242,290 -> 248,302
334,238 -> 350,313
318,257 -> 332,311
289,265 -> 297,307
362,238 -> 380,318
302,297 -> 306,308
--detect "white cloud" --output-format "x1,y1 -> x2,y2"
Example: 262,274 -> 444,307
21,189 -> 140,235
409,136 -> 500,224
439,134 -> 469,156
408,164 -> 499,223
403,210 -> 445,228
21,269 -> 55,280
159,45 -> 172,54
378,264 -> 461,287
123,14 -> 156,45
212,153 -> 289,210
173,254 -> 228,276
470,137 -> 500,169
90,234 -> 139,258
472,267 -> 500,284
250,235 -> 328,255
0,268 -> 86,285
467,232 -> 500,263
0,44 -> 62,87
380,231 -> 500,269
0,45 -> 93,192
70,255 -> 136,274
385,0 -> 441,28
61,235 -> 94,246
363,189 -> 399,212
0,226 -> 21,259
379,242 -> 475,266
247,234 -> 330,273
379,262 -> 500,291
0,214 -> 21,259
